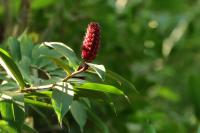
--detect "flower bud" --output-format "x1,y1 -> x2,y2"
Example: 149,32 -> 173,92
81,22 -> 100,62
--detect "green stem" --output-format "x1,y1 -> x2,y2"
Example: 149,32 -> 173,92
21,84 -> 54,92
63,64 -> 88,82
21,63 -> 88,93
51,63 -> 88,88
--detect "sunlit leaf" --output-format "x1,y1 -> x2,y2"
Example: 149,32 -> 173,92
0,100 -> 25,131
76,83 -> 125,95
0,120 -> 18,133
86,63 -> 106,80
0,91 -> 24,110
24,98 -> 52,109
0,48 -> 25,90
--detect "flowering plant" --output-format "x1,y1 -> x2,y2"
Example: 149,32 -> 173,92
0,22 -> 136,132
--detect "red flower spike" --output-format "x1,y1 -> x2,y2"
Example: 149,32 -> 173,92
81,22 -> 100,62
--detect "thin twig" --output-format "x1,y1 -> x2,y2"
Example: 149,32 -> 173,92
20,84 -> 54,92
51,63 -> 88,88
63,65 -> 88,82
21,63 -> 88,93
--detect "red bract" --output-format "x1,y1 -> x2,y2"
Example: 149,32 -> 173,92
81,22 -> 100,62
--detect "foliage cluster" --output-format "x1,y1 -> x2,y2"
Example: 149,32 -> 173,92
0,0 -> 200,133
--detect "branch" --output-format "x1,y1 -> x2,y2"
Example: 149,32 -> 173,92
21,84 -> 54,92
21,63 -> 88,93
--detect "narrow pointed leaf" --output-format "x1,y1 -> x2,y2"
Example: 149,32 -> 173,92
74,89 -> 111,101
0,120 -> 18,133
0,100 -> 25,131
24,98 -> 52,109
0,91 -> 24,110
0,48 -> 25,90
76,83 -> 125,95
106,69 -> 137,93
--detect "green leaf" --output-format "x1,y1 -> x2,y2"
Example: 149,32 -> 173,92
32,56 -> 52,69
0,81 -> 18,91
18,56 -> 32,83
32,44 -> 61,59
74,89 -> 114,102
24,98 -> 52,109
0,91 -> 24,109
51,88 -> 73,126
70,101 -> 87,132
0,120 -> 18,133
76,83 -> 125,95
43,42 -> 79,69
106,70 -> 138,93
20,36 -> 34,58
0,100 -> 25,132
156,86 -> 179,102
86,63 -> 106,80
47,56 -> 71,75
0,48 -> 25,90
7,37 -> 21,61
87,110 -> 109,133
0,74 -> 6,80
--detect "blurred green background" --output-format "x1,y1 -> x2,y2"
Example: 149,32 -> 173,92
1,0 -> 200,132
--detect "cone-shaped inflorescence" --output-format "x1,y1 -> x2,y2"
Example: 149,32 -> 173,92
81,22 -> 100,62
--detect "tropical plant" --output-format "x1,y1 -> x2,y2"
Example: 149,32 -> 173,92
0,22 -> 136,132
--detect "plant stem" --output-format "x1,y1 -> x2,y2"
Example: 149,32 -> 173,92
51,63 -> 88,88
21,63 -> 88,93
20,84 -> 54,92
63,64 -> 88,82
